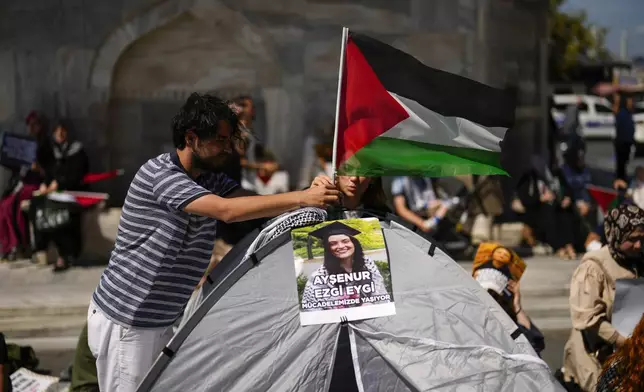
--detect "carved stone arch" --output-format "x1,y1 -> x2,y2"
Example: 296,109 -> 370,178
90,0 -> 282,203
89,0 -> 281,99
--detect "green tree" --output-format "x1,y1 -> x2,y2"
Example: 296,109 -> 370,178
549,0 -> 611,81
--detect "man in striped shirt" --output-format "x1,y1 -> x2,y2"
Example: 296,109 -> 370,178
86,93 -> 339,391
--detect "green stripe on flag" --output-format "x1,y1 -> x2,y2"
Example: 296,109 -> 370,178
337,137 -> 508,177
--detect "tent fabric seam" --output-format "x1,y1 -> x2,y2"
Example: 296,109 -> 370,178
349,324 -> 548,368
348,327 -> 366,392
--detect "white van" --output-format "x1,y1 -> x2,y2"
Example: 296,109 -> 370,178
551,94 -> 616,139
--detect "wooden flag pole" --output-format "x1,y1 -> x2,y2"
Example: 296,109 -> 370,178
331,27 -> 349,183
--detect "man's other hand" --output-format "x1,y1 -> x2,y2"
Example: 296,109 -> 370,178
300,184 -> 340,208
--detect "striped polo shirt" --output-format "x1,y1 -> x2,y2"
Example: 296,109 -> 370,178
92,151 -> 238,328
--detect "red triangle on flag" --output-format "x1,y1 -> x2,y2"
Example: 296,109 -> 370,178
587,185 -> 617,214
336,37 -> 409,169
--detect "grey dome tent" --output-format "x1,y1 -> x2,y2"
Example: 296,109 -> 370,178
137,208 -> 564,392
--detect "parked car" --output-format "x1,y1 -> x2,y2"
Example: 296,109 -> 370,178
551,94 -> 616,139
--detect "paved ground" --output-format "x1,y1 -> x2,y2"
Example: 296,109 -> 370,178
587,139 -> 644,169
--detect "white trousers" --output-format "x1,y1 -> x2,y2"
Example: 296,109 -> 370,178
87,301 -> 173,392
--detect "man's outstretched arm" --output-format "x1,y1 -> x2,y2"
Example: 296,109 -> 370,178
184,185 -> 340,223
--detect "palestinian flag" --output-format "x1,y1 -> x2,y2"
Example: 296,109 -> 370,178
334,30 -> 517,177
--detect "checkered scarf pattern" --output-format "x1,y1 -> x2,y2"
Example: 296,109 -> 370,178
242,207 -> 328,261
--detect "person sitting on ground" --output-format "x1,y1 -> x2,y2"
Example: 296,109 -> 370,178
473,247 -> 545,356
562,204 -> 644,391
516,155 -> 577,259
0,111 -> 54,261
390,176 -> 458,234
596,314 -> 644,392
30,120 -> 89,272
241,147 -> 287,195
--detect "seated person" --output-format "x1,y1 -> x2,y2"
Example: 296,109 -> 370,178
0,111 -> 54,261
516,155 -> 577,259
30,120 -> 89,272
473,248 -> 545,356
390,176 -> 458,234
241,148 -> 288,195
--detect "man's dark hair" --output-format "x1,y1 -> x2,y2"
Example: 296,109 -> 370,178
232,95 -> 253,107
172,93 -> 240,149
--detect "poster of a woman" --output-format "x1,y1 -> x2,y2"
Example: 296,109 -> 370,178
292,218 -> 395,326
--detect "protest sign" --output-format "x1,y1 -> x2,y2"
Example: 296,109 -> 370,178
292,218 -> 395,326
0,132 -> 38,169
612,278 -> 644,337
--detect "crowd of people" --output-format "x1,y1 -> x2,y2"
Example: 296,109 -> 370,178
0,112 -> 89,272
1,88 -> 644,392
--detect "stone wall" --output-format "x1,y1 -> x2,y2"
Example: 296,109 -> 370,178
0,0 -> 547,203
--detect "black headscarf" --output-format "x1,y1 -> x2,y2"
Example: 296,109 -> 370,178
604,204 -> 644,272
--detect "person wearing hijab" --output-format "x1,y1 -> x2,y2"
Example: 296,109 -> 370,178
300,221 -> 389,310
516,155 -> 577,259
562,204 -> 644,391
30,120 -> 89,272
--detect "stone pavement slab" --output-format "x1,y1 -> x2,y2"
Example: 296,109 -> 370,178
0,260 -> 104,340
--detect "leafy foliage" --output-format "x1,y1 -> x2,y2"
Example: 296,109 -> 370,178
374,260 -> 393,295
296,273 -> 308,302
549,0 -> 612,81
292,218 -> 385,259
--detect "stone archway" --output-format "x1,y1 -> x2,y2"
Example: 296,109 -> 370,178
90,0 -> 281,203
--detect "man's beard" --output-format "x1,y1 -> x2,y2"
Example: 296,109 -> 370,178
192,151 -> 228,172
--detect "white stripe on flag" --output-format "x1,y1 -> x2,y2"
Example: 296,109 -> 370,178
382,92 -> 508,152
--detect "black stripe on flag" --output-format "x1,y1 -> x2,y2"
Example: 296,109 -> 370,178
349,32 -> 517,129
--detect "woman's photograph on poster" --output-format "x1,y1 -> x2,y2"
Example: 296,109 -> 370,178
291,218 -> 395,326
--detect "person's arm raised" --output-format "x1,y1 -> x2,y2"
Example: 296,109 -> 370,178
184,185 -> 340,223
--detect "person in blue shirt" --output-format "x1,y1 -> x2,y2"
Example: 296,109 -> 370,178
612,91 -> 635,182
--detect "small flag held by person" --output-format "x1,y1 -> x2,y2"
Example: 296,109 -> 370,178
331,28 -> 518,177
